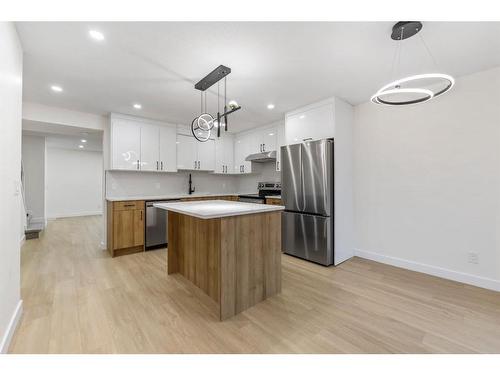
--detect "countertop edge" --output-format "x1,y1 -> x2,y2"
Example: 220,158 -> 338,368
153,202 -> 285,220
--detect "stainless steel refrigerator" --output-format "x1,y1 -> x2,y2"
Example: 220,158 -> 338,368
281,139 -> 334,266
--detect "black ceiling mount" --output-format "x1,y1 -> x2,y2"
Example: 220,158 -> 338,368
391,21 -> 423,40
195,65 -> 231,91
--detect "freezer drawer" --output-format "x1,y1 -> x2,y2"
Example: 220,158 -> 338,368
282,211 -> 333,266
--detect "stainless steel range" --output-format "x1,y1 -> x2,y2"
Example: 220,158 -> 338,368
238,182 -> 281,204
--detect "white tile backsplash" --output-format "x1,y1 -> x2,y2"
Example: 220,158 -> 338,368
106,162 -> 280,199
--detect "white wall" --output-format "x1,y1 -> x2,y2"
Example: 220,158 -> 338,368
46,148 -> 103,218
353,66 -> 500,291
23,102 -> 106,131
21,134 -> 46,224
0,22 -> 23,353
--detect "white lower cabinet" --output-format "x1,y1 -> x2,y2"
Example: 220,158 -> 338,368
176,134 -> 215,171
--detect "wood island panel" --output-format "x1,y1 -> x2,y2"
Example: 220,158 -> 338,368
167,210 -> 281,320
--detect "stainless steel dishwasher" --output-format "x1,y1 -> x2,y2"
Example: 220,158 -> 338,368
145,200 -> 180,250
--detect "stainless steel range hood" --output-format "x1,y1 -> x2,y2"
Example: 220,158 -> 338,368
245,150 -> 277,163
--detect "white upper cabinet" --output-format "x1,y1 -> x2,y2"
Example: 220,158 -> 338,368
198,139 -> 215,171
285,101 -> 335,145
110,114 -> 178,172
176,134 -> 197,170
176,133 -> 215,171
233,133 -> 253,174
215,134 -> 234,174
111,117 -> 141,171
276,122 -> 285,172
260,127 -> 277,152
140,124 -> 160,171
159,126 -> 177,172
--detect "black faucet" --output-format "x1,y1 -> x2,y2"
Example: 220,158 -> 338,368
188,173 -> 195,195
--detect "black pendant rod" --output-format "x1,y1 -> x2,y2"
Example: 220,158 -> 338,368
224,77 -> 228,132
217,81 -> 221,138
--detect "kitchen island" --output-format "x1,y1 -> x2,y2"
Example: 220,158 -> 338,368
154,200 -> 284,320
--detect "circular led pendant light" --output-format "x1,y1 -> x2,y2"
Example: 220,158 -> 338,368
371,22 -> 455,106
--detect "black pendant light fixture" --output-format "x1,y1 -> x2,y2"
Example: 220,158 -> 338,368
191,65 -> 241,142
371,21 -> 455,106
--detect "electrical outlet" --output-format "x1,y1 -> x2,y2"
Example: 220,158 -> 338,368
467,252 -> 479,264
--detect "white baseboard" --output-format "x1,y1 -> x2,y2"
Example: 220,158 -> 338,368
0,300 -> 23,354
354,248 -> 500,292
19,235 -> 26,247
47,211 -> 103,219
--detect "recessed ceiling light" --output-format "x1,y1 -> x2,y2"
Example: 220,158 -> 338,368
81,139 -> 87,143
89,30 -> 105,41
133,103 -> 142,109
299,115 -> 305,119
267,104 -> 275,110
78,145 -> 84,149
51,85 -> 63,92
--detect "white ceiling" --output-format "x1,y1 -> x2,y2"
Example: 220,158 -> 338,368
16,22 -> 500,132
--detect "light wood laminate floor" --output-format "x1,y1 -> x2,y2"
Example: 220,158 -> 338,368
9,216 -> 500,353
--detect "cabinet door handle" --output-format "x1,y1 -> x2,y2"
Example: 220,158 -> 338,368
263,143 -> 265,152
197,161 -> 200,169
161,161 -> 163,170
137,160 -> 140,170
156,161 -> 159,170
194,160 -> 197,169
277,161 -> 280,170
140,210 -> 143,221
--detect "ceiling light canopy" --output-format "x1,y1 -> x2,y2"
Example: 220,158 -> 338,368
133,103 -> 142,109
371,22 -> 454,106
89,30 -> 105,41
267,104 -> 275,110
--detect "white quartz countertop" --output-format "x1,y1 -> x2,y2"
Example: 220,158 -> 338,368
154,200 -> 284,219
265,195 -> 281,199
105,192 -> 256,202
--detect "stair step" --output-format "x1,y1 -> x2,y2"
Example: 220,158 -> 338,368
25,223 -> 43,240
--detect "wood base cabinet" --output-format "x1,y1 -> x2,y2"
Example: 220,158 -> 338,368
107,200 -> 145,257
